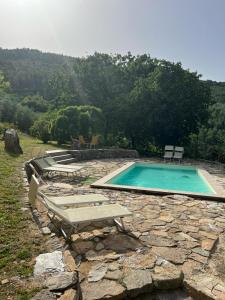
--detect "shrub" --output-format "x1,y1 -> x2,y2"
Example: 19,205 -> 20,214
30,115 -> 51,143
15,105 -> 37,133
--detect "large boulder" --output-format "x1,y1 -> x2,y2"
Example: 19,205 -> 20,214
34,251 -> 65,276
4,129 -> 23,154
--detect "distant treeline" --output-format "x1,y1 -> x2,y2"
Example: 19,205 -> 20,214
1,48 -> 225,161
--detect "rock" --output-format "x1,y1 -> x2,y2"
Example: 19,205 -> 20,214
71,234 -> 81,242
178,241 -> 200,249
34,251 -> 65,276
21,207 -> 29,212
212,284 -> 225,299
58,289 -> 76,300
140,234 -> 176,247
4,128 -> 23,154
151,247 -> 188,264
169,194 -> 190,201
88,263 -> 108,282
201,238 -> 218,251
181,259 -> 203,276
131,231 -> 141,238
122,268 -> 153,297
108,262 -> 121,271
1,279 -> 9,285
159,215 -> 174,223
120,253 -> 156,269
103,234 -> 141,252
152,262 -> 184,289
184,277 -> 217,300
51,182 -> 73,189
199,218 -> 215,225
188,253 -> 208,264
102,226 -> 113,233
105,269 -> 123,281
45,272 -> 77,291
85,249 -> 121,262
199,231 -> 218,240
191,247 -> 210,257
80,231 -> 95,240
176,232 -> 197,242
42,227 -> 51,235
95,242 -> 104,251
63,250 -> 77,272
149,230 -> 168,237
92,229 -> 106,238
181,225 -> 199,233
31,289 -> 57,300
136,221 -> 165,232
215,217 -> 225,223
73,241 -> 94,254
81,279 -> 126,300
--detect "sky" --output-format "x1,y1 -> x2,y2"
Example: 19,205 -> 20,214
0,0 -> 225,81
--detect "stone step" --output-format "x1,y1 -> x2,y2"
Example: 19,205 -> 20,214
46,150 -> 69,157
58,158 -> 77,165
52,154 -> 73,162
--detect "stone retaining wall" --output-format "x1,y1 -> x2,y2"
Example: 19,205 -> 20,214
69,148 -> 139,161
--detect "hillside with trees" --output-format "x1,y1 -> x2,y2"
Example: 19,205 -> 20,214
1,48 -> 225,161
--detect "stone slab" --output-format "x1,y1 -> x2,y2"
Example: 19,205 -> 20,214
34,251 -> 65,276
122,268 -> 153,297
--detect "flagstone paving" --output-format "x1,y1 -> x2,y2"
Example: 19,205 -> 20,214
36,158 -> 225,299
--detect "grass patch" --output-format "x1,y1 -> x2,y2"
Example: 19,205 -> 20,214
16,288 -> 41,300
0,133 -> 62,299
82,176 -> 98,185
17,249 -> 32,260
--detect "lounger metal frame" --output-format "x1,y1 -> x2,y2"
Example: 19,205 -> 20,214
38,192 -> 127,241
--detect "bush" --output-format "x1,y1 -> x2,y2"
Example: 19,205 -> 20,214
15,105 -> 37,133
50,105 -> 104,144
30,115 -> 51,143
20,94 -> 49,112
188,127 -> 225,162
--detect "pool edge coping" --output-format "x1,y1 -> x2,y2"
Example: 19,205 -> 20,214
91,161 -> 225,201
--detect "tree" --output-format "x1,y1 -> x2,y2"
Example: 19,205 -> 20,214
50,105 -> 104,144
15,105 -> 36,133
0,71 -> 10,92
20,94 -> 49,112
50,106 -> 80,144
0,98 -> 16,123
188,103 -> 225,162
30,113 -> 51,143
77,105 -> 104,136
122,61 -> 211,147
0,71 -> 16,123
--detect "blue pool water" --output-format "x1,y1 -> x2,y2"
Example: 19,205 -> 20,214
107,163 -> 215,195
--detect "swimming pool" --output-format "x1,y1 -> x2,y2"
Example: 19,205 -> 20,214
108,163 -> 214,194
91,162 -> 225,200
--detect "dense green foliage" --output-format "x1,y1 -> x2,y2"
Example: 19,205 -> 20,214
1,47 -> 225,161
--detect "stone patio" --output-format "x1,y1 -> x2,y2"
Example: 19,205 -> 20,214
33,158 -> 225,299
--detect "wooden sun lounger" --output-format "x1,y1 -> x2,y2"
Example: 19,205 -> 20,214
29,175 -> 132,240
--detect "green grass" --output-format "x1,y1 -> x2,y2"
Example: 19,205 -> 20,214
0,133 -> 63,299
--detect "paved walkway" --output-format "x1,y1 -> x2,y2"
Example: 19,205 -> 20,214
39,158 -> 225,299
